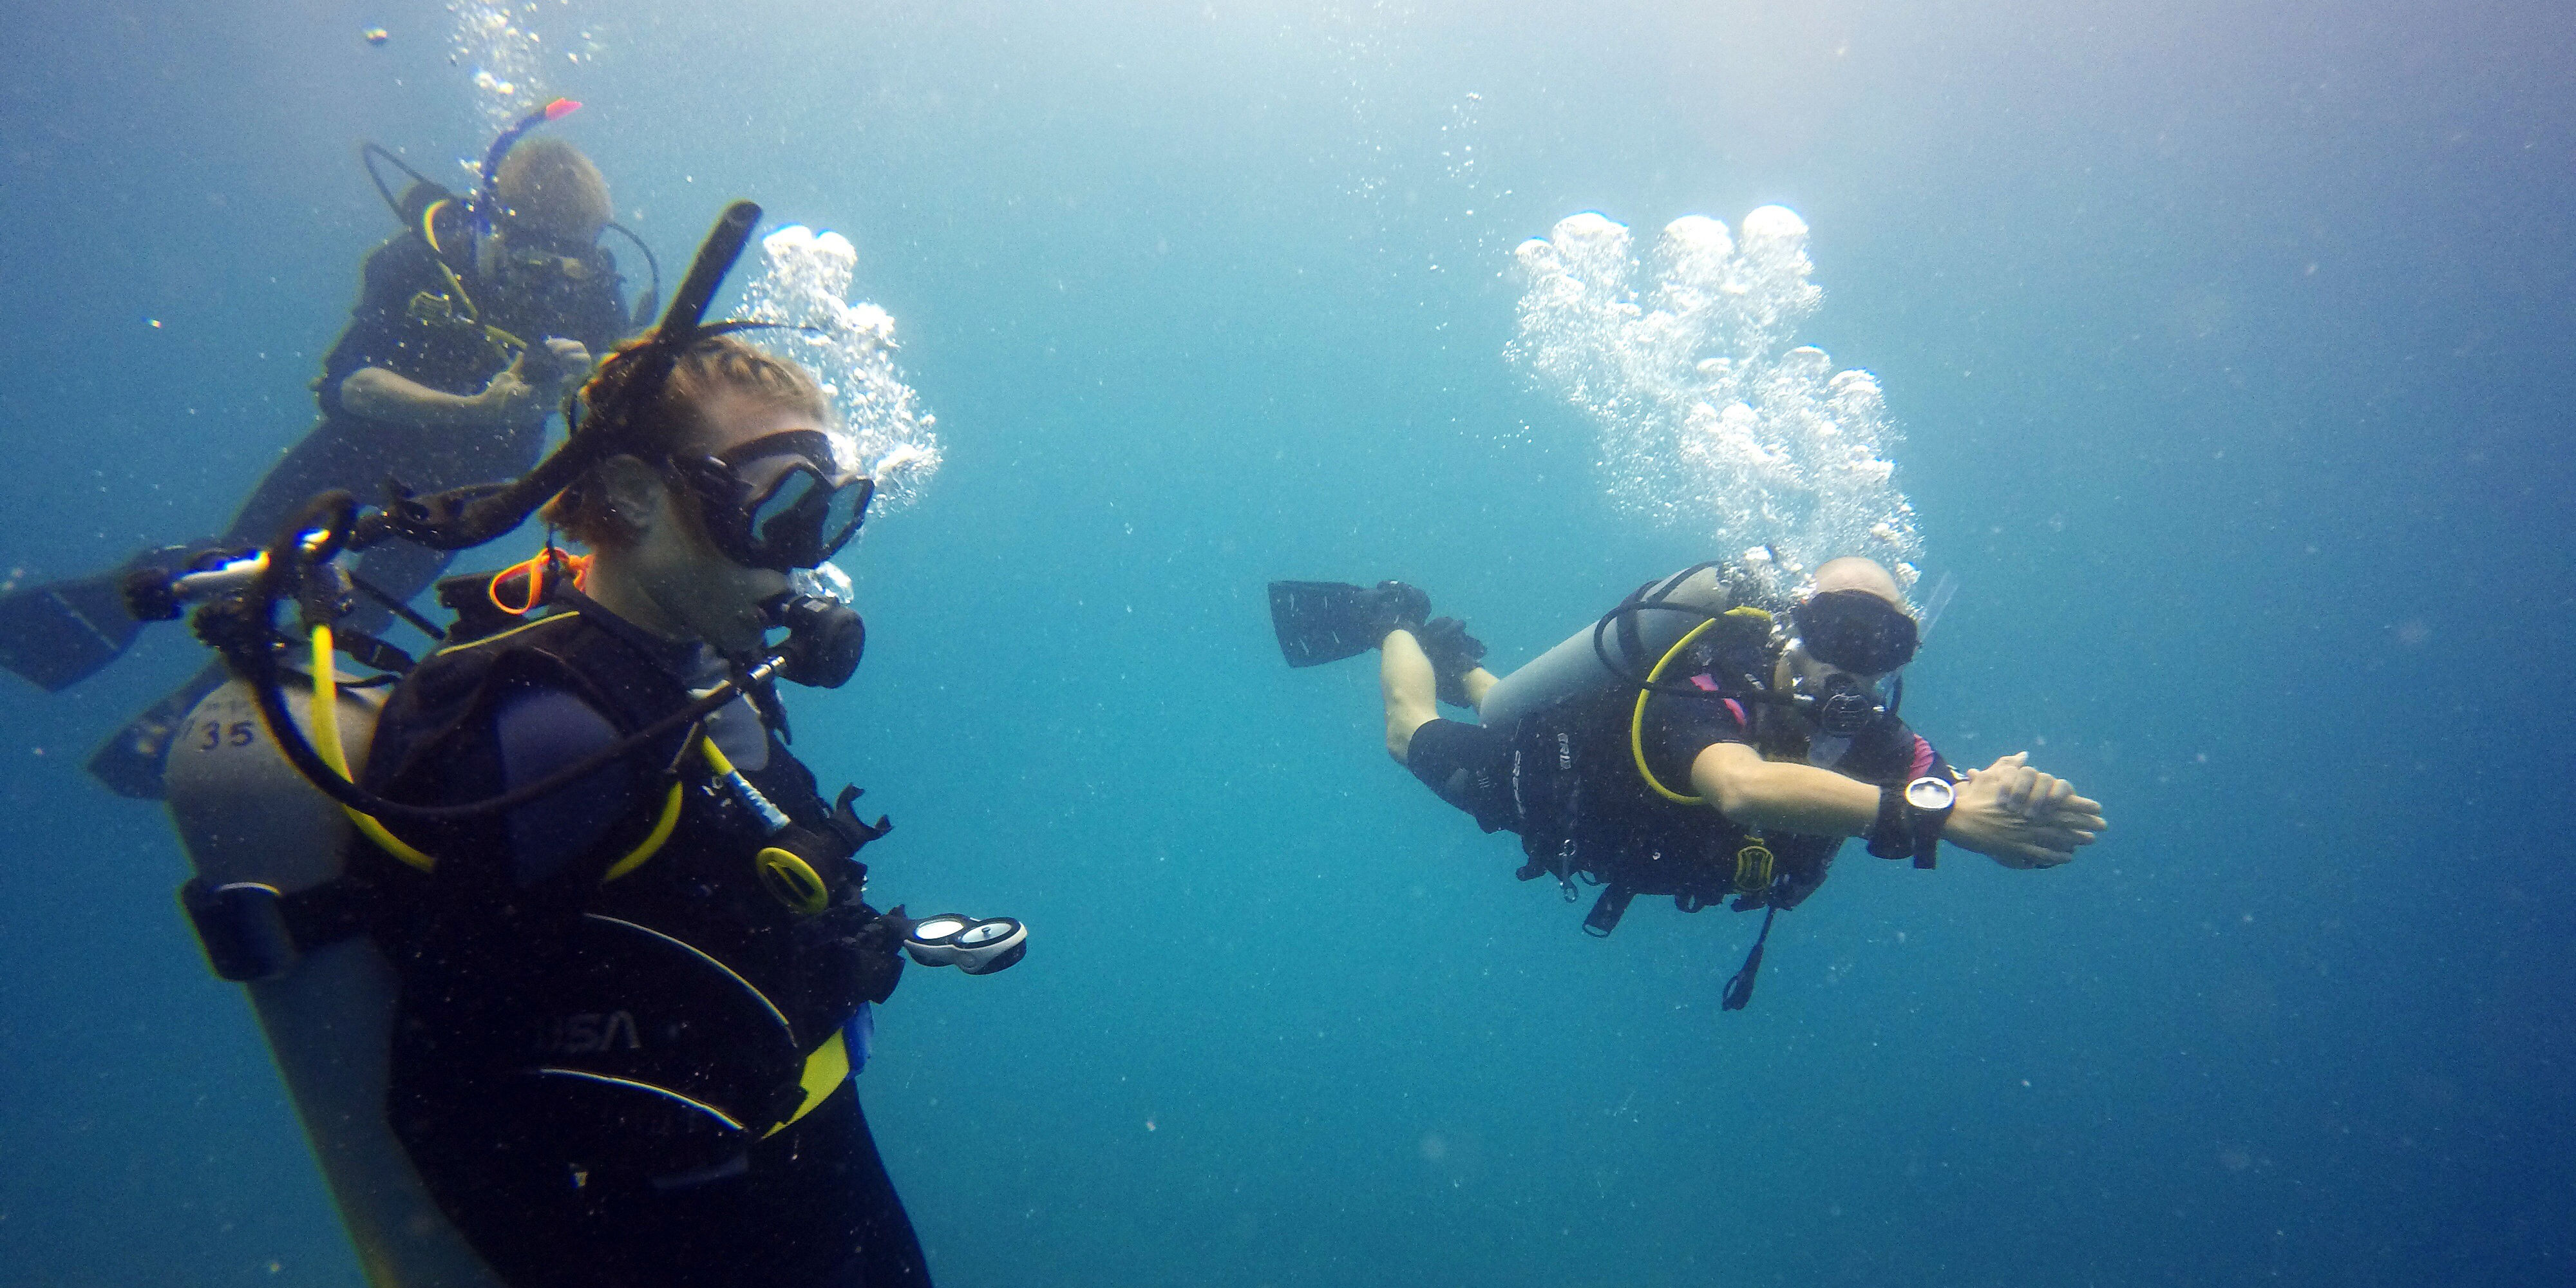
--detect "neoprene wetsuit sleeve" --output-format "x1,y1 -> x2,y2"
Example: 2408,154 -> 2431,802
316,239 -> 424,415
1850,717 -> 1946,784
494,687 -> 639,886
1639,686 -> 1754,791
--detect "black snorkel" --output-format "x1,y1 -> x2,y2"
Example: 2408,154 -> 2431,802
164,201 -> 818,828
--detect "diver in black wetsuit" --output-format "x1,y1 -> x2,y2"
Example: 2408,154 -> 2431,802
355,334 -> 927,1287
0,129 -> 635,797
1271,560 -> 2108,1007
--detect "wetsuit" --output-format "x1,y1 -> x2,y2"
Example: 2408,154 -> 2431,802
1402,632 -> 1949,929
51,207 -> 630,795
355,601 -> 927,1288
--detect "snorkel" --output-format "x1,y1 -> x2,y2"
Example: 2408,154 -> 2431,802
471,97 -> 584,264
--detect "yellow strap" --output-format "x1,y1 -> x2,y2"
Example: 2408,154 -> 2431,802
422,242 -> 527,354
762,1030 -> 850,1138
599,779 -> 686,882
307,623 -> 683,881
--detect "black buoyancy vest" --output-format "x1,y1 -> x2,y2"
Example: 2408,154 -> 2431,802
356,608 -> 891,1166
1502,627 -> 1842,934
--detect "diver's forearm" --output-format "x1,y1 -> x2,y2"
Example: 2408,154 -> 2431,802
339,366 -> 526,430
1691,747 -> 1880,836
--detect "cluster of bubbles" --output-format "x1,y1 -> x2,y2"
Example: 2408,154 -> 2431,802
1507,207 -> 1922,598
735,226 -> 943,516
450,3 -> 553,135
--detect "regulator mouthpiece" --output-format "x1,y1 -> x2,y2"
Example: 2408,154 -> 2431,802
764,583 -> 864,689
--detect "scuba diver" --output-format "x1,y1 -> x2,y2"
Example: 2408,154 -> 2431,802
1269,558 -> 2107,1008
150,202 -> 1019,1287
0,99 -> 654,800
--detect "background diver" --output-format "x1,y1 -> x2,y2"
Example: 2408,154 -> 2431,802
1270,557 -> 2107,1007
0,104 -> 647,799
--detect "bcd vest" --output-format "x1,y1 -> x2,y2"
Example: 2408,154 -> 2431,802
1501,622 -> 1842,935
351,607 -> 897,1188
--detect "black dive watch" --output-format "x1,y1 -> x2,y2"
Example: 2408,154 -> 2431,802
1867,776 -> 1956,869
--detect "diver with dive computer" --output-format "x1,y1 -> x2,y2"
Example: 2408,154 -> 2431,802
1269,556 -> 2105,1009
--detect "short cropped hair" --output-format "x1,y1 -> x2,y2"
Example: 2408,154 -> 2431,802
494,138 -> 612,242
542,334 -> 835,549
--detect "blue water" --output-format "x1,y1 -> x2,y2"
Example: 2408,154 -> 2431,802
4,2 -> 2571,1284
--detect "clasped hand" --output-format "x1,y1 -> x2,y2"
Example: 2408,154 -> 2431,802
1944,752 -> 2107,869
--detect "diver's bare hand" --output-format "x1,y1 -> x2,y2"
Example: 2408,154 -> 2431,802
518,337 -> 592,388
1943,752 -> 2108,869
478,339 -> 592,423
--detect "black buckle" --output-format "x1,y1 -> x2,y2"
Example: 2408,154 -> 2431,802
179,878 -> 299,982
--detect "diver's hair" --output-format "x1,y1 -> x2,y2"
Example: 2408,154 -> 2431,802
542,333 -> 833,549
493,137 -> 612,240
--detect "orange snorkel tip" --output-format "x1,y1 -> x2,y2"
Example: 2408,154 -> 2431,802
544,97 -> 583,121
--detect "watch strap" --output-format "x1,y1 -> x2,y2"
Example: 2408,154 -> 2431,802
1906,779 -> 1951,869
1865,782 -> 1910,860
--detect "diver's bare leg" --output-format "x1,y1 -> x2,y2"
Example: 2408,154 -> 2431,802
1381,629 -> 1440,764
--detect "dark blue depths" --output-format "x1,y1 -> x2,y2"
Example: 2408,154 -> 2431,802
1,1 -> 2571,1285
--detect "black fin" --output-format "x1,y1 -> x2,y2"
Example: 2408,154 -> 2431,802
0,573 -> 143,692
1268,580 -> 1428,667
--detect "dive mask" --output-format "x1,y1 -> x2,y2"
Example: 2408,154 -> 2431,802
676,429 -> 875,574
1790,589 -> 1919,675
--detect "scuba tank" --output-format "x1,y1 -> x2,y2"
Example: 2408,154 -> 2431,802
1477,564 -> 1740,734
164,674 -> 508,1288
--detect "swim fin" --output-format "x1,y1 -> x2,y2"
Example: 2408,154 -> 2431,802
1267,580 -> 1429,667
0,571 -> 142,692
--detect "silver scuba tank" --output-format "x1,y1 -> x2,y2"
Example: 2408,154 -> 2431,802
164,675 -> 507,1288
1476,565 -> 1738,733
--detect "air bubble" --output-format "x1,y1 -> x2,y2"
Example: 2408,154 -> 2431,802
1506,208 -> 1922,600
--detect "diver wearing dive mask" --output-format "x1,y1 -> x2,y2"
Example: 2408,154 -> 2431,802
343,334 -> 960,1288
2,114 -> 638,802
1779,585 -> 1920,764
1279,554 -> 2107,1012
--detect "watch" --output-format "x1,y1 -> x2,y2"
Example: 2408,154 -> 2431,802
1902,775 -> 1956,869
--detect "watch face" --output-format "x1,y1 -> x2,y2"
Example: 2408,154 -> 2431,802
1905,777 -> 1956,811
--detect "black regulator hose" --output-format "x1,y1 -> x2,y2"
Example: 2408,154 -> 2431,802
226,493 -> 772,828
